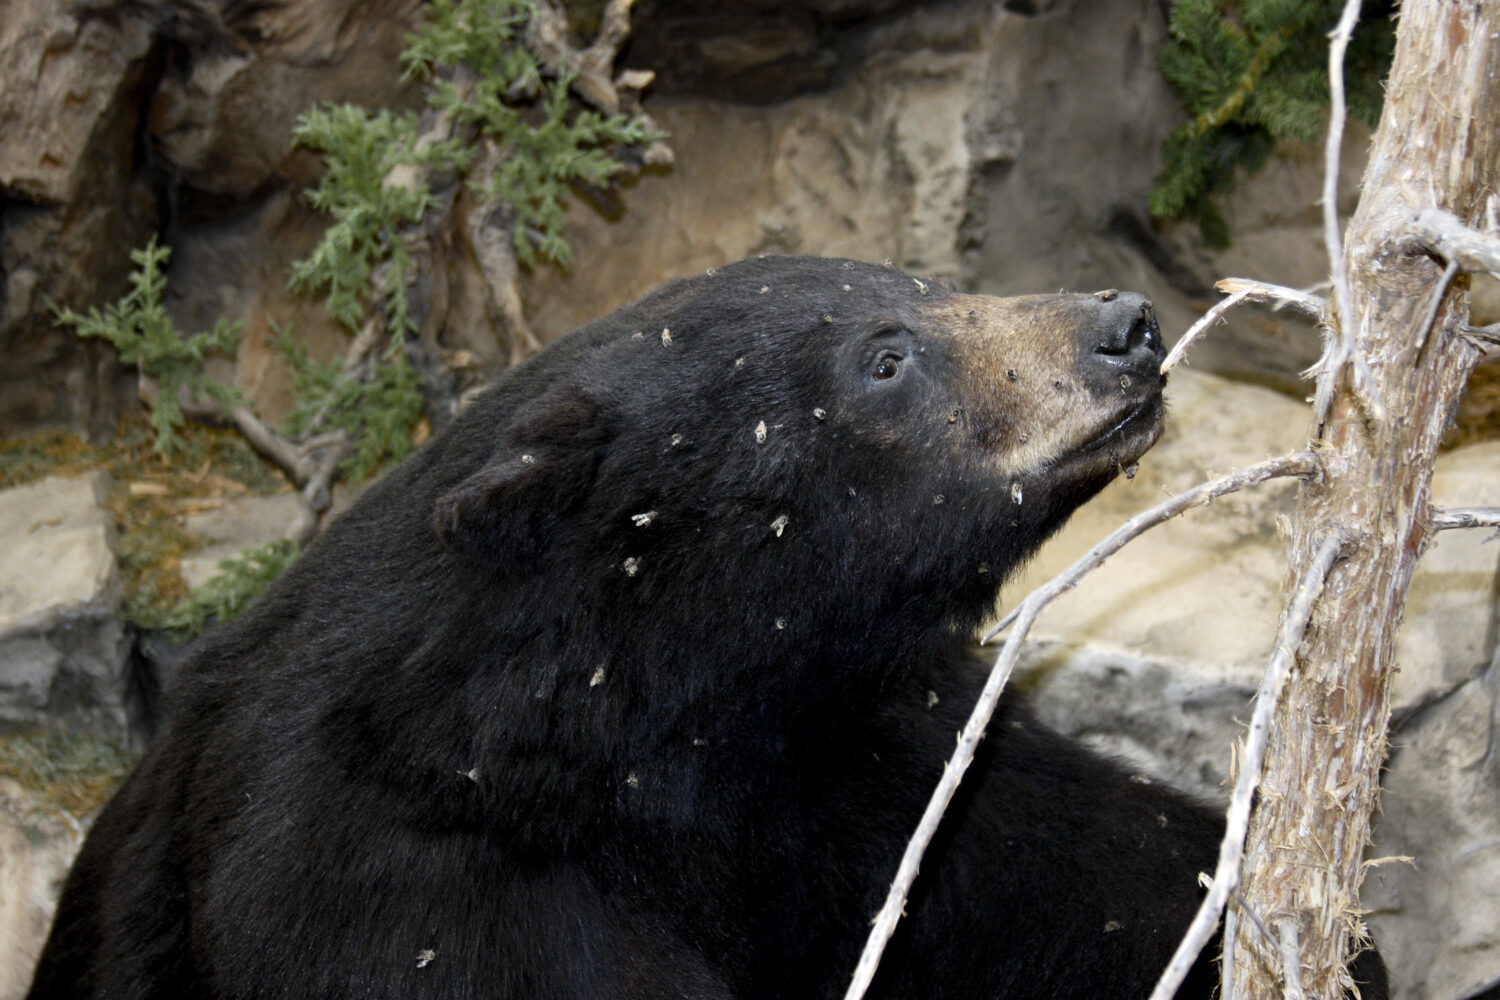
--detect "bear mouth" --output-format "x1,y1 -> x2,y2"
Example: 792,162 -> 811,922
1057,393 -> 1166,479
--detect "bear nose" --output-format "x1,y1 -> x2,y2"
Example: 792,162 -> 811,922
1089,291 -> 1163,373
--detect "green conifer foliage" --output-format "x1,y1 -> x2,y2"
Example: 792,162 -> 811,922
155,539 -> 301,638
51,239 -> 244,459
272,324 -> 426,481
284,0 -> 663,475
1152,0 -> 1394,245
400,0 -> 661,266
288,105 -> 439,337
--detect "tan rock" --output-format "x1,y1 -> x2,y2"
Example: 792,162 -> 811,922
0,3 -> 151,204
0,780 -> 81,1000
0,474 -> 128,738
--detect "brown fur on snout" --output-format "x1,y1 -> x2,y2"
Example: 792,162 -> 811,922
927,292 -> 1164,481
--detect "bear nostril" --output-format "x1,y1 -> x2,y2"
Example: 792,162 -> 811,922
1092,295 -> 1162,362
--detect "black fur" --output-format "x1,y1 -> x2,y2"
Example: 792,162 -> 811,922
29,256 -> 1386,999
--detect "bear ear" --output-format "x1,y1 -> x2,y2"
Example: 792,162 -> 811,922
433,389 -> 607,568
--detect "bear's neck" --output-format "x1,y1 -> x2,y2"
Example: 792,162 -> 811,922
393,563 -> 989,854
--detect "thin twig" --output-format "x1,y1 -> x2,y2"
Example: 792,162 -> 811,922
1161,287 -> 1255,374
1461,322 -> 1500,353
1277,916 -> 1306,1000
1214,278 -> 1328,321
1322,0 -> 1361,333
842,600 -> 1042,1000
1404,206 -> 1500,278
1431,506 -> 1500,531
843,453 -> 1321,1000
1313,0 -> 1375,428
1151,534 -> 1343,1000
1224,906 -> 1241,996
981,453 -> 1318,643
1229,892 -> 1279,954
1416,259 -> 1461,363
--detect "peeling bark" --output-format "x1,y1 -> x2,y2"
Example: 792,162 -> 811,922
1231,3 -> 1500,998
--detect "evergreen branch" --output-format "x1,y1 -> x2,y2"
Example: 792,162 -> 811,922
1152,0 -> 1396,245
1185,23 -> 1297,139
51,238 -> 246,459
155,539 -> 301,639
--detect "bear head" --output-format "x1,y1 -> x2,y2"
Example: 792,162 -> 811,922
432,255 -> 1164,651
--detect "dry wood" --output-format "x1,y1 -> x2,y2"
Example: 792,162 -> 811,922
845,453 -> 1319,1000
1160,286 -> 1255,373
1312,0 -> 1376,428
1403,206 -> 1500,278
1431,506 -> 1500,531
1230,3 -> 1500,999
1214,278 -> 1328,321
1148,535 -> 1341,1000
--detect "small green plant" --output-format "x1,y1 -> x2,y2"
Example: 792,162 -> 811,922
51,239 -> 245,458
281,0 -> 661,481
294,0 -> 662,300
1151,0 -> 1395,246
289,105 -> 461,336
402,0 -> 661,266
51,0 -> 661,639
153,539 -> 301,639
271,323 -> 426,480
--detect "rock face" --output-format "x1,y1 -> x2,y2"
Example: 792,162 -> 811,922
516,0 -> 1364,401
178,493 -> 310,590
3,0 -> 1372,438
1366,670 -> 1500,1000
0,474 -> 129,740
0,0 -> 156,435
0,0 -> 422,436
0,782 -> 79,1000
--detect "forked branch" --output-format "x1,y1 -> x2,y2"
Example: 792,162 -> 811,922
844,452 -> 1321,1000
1213,278 -> 1328,320
1402,206 -> 1500,279
1162,279 -> 1328,376
1149,535 -> 1343,1000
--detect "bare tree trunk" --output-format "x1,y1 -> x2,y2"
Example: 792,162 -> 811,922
1231,3 -> 1500,998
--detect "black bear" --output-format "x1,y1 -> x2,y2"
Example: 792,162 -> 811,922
29,256 -> 1386,999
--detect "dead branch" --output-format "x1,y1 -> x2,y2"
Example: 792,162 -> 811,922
1461,322 -> 1500,355
1163,277 -> 1333,376
1214,278 -> 1328,321
981,452 -> 1318,642
1234,1 -> 1500,996
1160,286 -> 1255,374
227,405 -> 314,483
1148,534 -> 1342,1000
1312,0 -> 1382,429
1430,506 -> 1500,532
1277,916 -> 1306,1000
1321,0 -> 1360,337
1402,205 -> 1500,278
529,0 -> 635,113
844,453 -> 1320,1000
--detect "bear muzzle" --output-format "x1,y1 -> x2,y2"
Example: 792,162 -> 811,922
936,289 -> 1167,483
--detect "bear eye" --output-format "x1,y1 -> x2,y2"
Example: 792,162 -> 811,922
873,354 -> 901,381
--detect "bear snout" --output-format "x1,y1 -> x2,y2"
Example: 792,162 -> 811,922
1086,292 -> 1163,378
